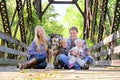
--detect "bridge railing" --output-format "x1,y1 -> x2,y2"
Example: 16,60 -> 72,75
91,30 -> 120,66
0,30 -> 29,65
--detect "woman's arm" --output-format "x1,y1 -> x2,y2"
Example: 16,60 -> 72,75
28,41 -> 39,55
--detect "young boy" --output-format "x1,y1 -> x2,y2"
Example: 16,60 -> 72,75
54,38 -> 70,69
59,38 -> 70,56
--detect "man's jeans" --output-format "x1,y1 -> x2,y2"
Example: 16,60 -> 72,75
59,54 -> 81,70
59,54 -> 93,70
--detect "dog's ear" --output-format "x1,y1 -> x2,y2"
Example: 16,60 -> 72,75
49,34 -> 54,38
51,34 -> 55,38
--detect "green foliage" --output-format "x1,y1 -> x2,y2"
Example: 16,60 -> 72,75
62,0 -> 84,38
62,0 -> 117,48
25,1 -> 65,39
41,5 -> 64,36
63,9 -> 83,37
0,0 -> 118,48
0,0 -> 64,44
0,15 -> 3,32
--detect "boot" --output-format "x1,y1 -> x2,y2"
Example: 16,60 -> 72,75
83,63 -> 89,70
17,58 -> 37,69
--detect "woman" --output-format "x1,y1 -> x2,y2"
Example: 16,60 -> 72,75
17,25 -> 48,69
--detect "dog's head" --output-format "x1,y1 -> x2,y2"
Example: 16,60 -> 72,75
48,34 -> 63,50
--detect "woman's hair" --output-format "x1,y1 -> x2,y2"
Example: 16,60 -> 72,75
74,39 -> 83,46
34,25 -> 48,52
69,26 -> 78,33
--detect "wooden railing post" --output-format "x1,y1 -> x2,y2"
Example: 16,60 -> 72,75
100,46 -> 104,66
91,30 -> 120,66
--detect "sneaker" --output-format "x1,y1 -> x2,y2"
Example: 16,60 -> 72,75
83,63 -> 89,70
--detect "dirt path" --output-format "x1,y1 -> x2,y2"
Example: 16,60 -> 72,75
0,66 -> 120,80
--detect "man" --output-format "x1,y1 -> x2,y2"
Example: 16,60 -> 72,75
68,26 -> 78,49
58,26 -> 81,69
58,26 -> 93,70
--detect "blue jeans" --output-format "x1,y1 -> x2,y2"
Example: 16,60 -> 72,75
74,62 -> 81,70
82,56 -> 93,64
29,53 -> 47,69
36,61 -> 47,69
59,54 -> 82,70
59,54 -> 69,69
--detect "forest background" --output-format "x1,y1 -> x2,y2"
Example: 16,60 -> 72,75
0,0 -> 116,48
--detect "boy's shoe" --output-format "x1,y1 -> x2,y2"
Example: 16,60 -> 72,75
64,65 -> 69,69
54,64 -> 63,69
69,66 -> 75,69
69,63 -> 74,68
83,63 -> 89,70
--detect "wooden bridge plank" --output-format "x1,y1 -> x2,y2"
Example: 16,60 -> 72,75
0,30 -> 28,49
94,60 -> 120,66
0,67 -> 120,80
0,46 -> 29,57
91,30 -> 120,51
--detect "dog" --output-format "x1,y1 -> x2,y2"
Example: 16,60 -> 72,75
46,34 -> 63,69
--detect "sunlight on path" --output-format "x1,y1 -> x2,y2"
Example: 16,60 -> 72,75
0,66 -> 120,80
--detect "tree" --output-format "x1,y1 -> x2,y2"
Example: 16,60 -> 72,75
63,1 -> 84,38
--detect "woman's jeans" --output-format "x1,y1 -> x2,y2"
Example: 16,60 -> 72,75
29,53 -> 47,69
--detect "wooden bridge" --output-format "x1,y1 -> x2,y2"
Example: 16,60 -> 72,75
0,0 -> 120,80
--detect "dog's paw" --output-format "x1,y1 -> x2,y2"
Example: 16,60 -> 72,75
46,63 -> 51,69
46,63 -> 55,69
51,64 -> 54,69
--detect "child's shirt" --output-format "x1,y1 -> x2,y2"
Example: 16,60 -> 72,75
59,47 -> 70,56
79,48 -> 89,58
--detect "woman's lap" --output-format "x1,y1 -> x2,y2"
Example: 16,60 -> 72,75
36,61 -> 47,69
28,53 -> 47,69
29,53 -> 47,62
